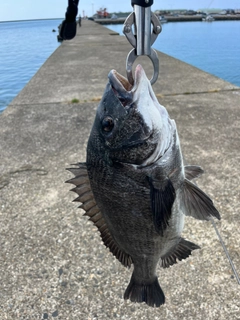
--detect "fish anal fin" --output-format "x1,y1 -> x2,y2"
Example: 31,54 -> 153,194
66,162 -> 132,268
161,238 -> 200,268
184,165 -> 204,180
182,178 -> 221,220
149,177 -> 176,236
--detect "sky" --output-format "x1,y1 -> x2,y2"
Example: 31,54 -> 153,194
0,0 -> 239,22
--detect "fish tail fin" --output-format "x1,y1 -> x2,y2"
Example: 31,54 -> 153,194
124,274 -> 165,307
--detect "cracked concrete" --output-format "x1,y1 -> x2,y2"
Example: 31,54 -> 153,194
0,166 -> 48,190
0,20 -> 239,320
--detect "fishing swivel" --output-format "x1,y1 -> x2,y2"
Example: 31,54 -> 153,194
123,0 -> 161,85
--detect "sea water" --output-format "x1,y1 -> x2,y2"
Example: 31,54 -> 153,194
0,19 -> 62,113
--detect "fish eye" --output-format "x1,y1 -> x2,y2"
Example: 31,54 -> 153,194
102,116 -> 114,132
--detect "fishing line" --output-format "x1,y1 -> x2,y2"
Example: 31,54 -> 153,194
184,156 -> 239,285
209,217 -> 240,285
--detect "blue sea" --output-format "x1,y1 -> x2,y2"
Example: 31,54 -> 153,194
0,19 -> 62,113
0,19 -> 240,113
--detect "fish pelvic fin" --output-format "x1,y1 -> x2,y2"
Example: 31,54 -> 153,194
66,162 -> 133,268
149,176 -> 176,236
160,238 -> 200,268
124,274 -> 165,307
181,178 -> 221,220
184,165 -> 204,180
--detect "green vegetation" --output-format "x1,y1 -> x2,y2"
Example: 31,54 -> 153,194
71,98 -> 79,103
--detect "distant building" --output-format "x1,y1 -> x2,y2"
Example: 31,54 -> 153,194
200,8 -> 223,14
154,8 -> 239,16
184,10 -> 197,15
224,9 -> 235,14
154,9 -> 187,15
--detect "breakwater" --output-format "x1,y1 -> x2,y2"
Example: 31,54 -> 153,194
0,20 -> 239,319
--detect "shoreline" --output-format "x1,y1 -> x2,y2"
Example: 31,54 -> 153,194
95,14 -> 240,24
0,18 -> 64,24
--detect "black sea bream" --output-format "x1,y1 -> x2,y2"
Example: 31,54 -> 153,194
67,65 -> 220,307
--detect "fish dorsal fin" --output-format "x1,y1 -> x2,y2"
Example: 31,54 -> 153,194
148,176 -> 176,236
181,178 -> 221,220
160,238 -> 200,268
184,165 -> 204,180
66,163 -> 132,268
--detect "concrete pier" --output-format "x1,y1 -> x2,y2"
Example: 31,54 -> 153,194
0,20 -> 239,319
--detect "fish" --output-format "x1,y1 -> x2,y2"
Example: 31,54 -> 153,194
67,64 -> 220,307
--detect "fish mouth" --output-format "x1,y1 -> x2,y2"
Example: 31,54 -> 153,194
108,68 -> 141,106
108,65 -> 151,105
108,69 -> 132,93
108,65 -> 145,92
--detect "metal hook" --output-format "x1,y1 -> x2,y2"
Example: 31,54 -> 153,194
126,48 -> 159,85
123,12 -> 162,48
123,11 -> 161,85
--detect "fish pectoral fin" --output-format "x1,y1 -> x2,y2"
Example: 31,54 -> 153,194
160,238 -> 200,268
66,162 -> 133,268
149,177 -> 176,236
184,165 -> 204,180
182,178 -> 221,220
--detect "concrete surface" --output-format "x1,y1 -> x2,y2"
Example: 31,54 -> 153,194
0,20 -> 239,319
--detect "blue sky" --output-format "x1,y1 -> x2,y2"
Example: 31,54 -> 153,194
0,0 -> 239,22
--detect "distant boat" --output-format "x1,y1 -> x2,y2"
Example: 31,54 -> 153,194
202,15 -> 215,22
159,15 -> 168,23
